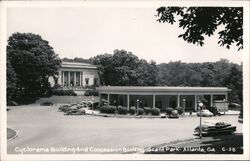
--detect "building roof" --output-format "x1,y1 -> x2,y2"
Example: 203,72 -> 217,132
61,61 -> 97,69
97,86 -> 231,94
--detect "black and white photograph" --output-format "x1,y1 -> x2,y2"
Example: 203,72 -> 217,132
0,0 -> 249,160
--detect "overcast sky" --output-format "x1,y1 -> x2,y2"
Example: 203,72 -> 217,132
7,7 -> 242,64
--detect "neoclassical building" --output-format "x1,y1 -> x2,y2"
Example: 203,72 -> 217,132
49,61 -> 99,88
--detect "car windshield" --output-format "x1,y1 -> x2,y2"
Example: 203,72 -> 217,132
203,120 -> 225,126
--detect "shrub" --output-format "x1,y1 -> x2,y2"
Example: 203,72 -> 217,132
165,107 -> 174,115
84,90 -> 99,96
151,108 -> 160,116
137,108 -> 144,115
100,106 -> 116,114
176,107 -> 184,115
117,106 -> 129,115
144,107 -> 151,115
129,106 -> 136,115
53,84 -> 61,89
52,89 -> 77,96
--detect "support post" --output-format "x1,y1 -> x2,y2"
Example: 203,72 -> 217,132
153,94 -> 156,108
177,95 -> 180,107
194,95 -> 197,111
107,94 -> 110,106
210,94 -> 213,107
99,93 -> 101,107
127,94 -> 130,109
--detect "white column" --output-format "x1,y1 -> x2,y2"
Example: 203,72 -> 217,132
58,70 -> 61,86
194,95 -> 197,111
153,94 -> 156,108
62,71 -> 64,86
177,95 -> 180,107
81,72 -> 84,87
74,72 -> 76,86
127,94 -> 130,109
107,94 -> 110,106
80,72 -> 82,86
225,93 -> 228,101
68,71 -> 70,86
210,94 -> 213,107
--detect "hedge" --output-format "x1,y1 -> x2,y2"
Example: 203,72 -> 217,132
52,89 -> 77,96
151,108 -> 160,116
117,106 -> 129,115
144,107 -> 151,115
100,106 -> 116,114
165,107 -> 174,115
129,106 -> 136,115
176,107 -> 184,115
137,108 -> 144,115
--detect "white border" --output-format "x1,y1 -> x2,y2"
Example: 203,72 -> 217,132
0,0 -> 249,160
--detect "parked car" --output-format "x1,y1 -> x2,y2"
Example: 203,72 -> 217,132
208,106 -> 221,116
194,120 -> 236,136
65,108 -> 86,115
40,101 -> 53,106
169,110 -> 179,119
197,109 -> 213,117
238,110 -> 243,123
160,113 -> 167,118
58,104 -> 71,111
80,101 -> 92,107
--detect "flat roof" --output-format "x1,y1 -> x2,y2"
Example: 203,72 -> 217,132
61,61 -> 97,69
97,86 -> 231,94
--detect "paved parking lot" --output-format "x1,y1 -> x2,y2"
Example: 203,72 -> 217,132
7,104 -> 242,154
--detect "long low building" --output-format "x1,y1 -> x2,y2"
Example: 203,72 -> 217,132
97,86 -> 231,111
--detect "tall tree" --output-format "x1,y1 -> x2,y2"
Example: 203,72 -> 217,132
7,59 -> 17,104
7,32 -> 61,102
156,7 -> 243,50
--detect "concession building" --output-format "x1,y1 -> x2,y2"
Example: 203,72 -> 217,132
97,86 -> 231,112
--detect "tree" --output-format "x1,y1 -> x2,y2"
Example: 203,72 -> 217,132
223,64 -> 243,103
91,49 -> 158,86
7,59 -> 17,104
7,32 -> 61,103
156,7 -> 243,50
90,53 -> 113,85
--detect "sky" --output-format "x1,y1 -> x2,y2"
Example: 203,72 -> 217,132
7,7 -> 243,64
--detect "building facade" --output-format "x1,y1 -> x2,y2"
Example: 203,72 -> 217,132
97,86 -> 231,112
49,61 -> 99,88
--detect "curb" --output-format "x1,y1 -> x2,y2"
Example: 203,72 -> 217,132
85,113 -> 161,118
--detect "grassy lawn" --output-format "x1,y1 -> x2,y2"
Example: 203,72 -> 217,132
7,128 -> 17,140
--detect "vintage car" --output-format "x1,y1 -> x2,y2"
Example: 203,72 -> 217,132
40,101 -> 53,106
160,113 -> 167,118
58,104 -> 71,111
169,110 -> 179,119
197,109 -> 213,117
194,120 -> 236,136
238,110 -> 243,123
65,108 -> 86,115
